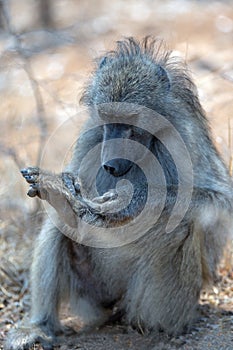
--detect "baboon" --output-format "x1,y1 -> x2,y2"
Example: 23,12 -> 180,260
5,37 -> 233,349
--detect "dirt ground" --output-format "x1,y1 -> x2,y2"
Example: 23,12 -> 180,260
0,0 -> 233,349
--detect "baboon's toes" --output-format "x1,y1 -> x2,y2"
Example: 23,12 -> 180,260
74,179 -> 81,193
27,183 -> 39,197
24,174 -> 38,184
4,325 -> 54,350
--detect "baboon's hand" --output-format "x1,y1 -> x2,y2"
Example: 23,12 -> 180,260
83,190 -> 118,212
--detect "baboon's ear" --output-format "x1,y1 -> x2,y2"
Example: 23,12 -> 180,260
157,65 -> 171,92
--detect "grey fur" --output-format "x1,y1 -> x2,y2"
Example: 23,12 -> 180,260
5,37 -> 233,349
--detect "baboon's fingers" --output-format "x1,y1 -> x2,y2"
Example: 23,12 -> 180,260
93,190 -> 118,204
62,172 -> 79,197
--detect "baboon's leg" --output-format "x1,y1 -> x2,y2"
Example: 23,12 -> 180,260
30,222 -> 108,328
5,219 -> 109,350
5,221 -> 70,349
125,226 -> 203,334
30,221 -> 68,331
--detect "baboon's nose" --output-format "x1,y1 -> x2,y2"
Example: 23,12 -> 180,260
103,159 -> 132,177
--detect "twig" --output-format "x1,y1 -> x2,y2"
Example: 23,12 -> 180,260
0,142 -> 24,169
1,0 -> 48,166
0,285 -> 15,298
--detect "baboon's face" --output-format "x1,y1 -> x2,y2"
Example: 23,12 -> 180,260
101,123 -> 153,177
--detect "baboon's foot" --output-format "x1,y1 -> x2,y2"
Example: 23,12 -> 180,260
21,167 -> 80,200
20,167 -> 130,226
21,167 -> 119,213
21,167 -> 85,227
5,323 -> 54,350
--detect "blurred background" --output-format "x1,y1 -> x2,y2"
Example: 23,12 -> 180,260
0,0 -> 233,347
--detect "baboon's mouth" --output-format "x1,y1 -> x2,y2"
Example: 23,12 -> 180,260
112,164 -> 132,178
